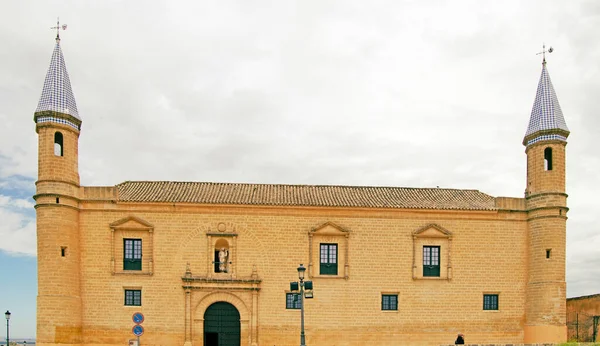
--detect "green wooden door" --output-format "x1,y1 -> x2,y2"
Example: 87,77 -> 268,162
423,246 -> 440,277
320,243 -> 338,275
123,239 -> 142,270
204,302 -> 240,346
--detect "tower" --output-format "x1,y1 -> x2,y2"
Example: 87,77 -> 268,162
523,54 -> 569,343
34,30 -> 82,345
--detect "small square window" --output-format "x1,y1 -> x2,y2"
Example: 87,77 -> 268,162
286,293 -> 301,309
483,294 -> 498,310
125,289 -> 142,306
382,294 -> 398,311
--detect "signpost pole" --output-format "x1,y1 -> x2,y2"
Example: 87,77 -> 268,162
137,335 -> 140,346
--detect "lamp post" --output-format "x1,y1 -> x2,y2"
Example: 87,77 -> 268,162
4,310 -> 10,346
297,264 -> 306,346
291,264 -> 313,346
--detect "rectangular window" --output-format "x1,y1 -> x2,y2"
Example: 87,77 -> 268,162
483,294 -> 498,310
124,239 -> 142,270
125,289 -> 142,306
320,243 -> 338,275
381,294 -> 398,311
286,293 -> 301,309
423,246 -> 440,277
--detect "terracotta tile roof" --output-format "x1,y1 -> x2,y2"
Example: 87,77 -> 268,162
116,181 -> 497,211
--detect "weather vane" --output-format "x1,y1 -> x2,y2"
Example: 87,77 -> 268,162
536,43 -> 553,63
50,17 -> 68,41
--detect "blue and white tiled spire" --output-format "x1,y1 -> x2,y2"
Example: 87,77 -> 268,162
34,35 -> 81,130
523,60 -> 569,146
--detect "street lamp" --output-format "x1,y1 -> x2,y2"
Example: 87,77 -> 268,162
4,310 -> 10,346
297,264 -> 306,346
290,264 -> 313,346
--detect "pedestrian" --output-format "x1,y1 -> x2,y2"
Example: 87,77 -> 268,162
455,333 -> 465,344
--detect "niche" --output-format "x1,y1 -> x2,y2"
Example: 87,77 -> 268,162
214,239 -> 230,273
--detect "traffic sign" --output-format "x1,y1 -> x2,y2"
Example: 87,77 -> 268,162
132,325 -> 144,336
132,312 -> 144,324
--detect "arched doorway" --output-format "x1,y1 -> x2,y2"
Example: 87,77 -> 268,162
204,302 -> 241,346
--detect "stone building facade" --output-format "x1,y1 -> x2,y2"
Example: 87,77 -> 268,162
566,294 -> 600,342
33,34 -> 570,346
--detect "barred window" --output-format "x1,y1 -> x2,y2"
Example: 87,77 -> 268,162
286,293 -> 301,309
381,294 -> 398,311
125,289 -> 141,306
483,294 -> 498,310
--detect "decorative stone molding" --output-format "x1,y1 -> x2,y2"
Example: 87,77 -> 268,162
308,221 -> 350,279
183,264 -> 261,346
205,222 -> 238,278
110,216 -> 154,275
412,223 -> 453,280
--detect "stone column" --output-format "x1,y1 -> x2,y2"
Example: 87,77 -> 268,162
184,288 -> 192,346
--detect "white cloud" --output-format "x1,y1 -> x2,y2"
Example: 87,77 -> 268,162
0,207 -> 36,256
0,194 -> 35,209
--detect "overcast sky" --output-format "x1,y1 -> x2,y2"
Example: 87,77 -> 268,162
0,0 -> 599,338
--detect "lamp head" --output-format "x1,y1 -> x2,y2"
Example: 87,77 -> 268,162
5,310 -> 10,320
297,264 -> 306,280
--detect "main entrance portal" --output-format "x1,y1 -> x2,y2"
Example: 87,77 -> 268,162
204,302 -> 241,346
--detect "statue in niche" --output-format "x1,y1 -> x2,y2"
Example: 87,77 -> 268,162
218,248 -> 229,272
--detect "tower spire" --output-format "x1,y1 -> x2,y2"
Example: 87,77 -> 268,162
34,19 -> 81,130
523,46 -> 569,146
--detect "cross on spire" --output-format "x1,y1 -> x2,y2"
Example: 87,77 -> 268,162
50,17 -> 68,42
536,44 -> 553,64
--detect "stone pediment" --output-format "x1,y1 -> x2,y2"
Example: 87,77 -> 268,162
110,216 -> 154,230
309,221 -> 350,236
413,224 -> 452,238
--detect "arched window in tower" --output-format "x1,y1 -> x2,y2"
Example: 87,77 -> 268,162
544,147 -> 553,171
54,132 -> 64,157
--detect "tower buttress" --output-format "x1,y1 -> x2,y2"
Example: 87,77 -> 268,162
523,57 -> 569,343
34,33 -> 83,345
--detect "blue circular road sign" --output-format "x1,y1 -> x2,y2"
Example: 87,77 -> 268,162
132,325 -> 144,336
132,312 -> 144,324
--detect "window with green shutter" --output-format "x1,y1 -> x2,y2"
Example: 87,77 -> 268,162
123,239 -> 142,271
320,243 -> 338,275
423,246 -> 440,277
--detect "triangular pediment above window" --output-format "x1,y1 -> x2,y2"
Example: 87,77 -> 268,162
110,216 -> 154,230
310,221 -> 350,236
413,224 -> 452,238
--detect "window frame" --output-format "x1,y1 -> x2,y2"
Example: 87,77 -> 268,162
381,294 -> 398,311
319,243 -> 338,275
411,224 -> 452,280
123,238 -> 142,271
54,131 -> 63,157
286,293 -> 302,309
110,216 -> 155,276
422,245 -> 440,277
483,294 -> 499,310
124,289 -> 142,306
